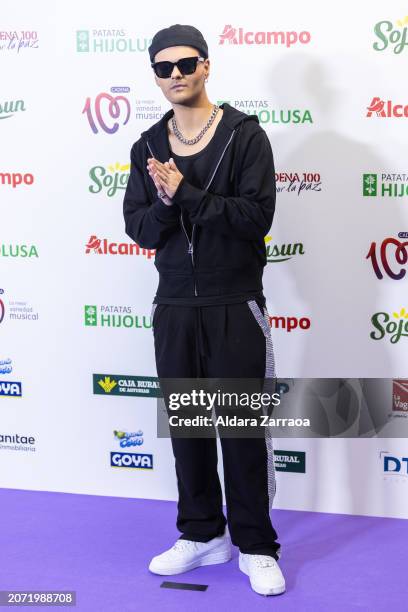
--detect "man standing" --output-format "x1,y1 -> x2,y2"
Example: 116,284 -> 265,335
123,24 -> 285,596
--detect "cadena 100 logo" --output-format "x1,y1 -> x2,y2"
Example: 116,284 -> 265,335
83,87 -> 131,134
367,233 -> 408,279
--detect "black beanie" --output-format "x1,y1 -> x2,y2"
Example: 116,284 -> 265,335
148,24 -> 208,64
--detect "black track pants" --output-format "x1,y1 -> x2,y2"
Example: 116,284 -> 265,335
151,297 -> 281,559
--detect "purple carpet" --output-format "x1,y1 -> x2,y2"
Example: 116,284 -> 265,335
0,487 -> 406,611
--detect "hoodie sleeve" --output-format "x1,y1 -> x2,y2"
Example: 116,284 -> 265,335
123,140 -> 180,249
170,128 -> 276,241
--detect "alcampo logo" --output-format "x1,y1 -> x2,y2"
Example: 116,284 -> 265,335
373,16 -> 408,54
84,305 -> 152,329
362,173 -> 408,197
0,172 -> 34,188
0,244 -> 38,258
93,374 -> 161,397
0,99 -> 26,120
366,233 -> 408,280
367,97 -> 408,118
269,315 -> 311,332
89,162 -> 130,197
85,235 -> 155,259
0,381 -> 22,397
265,236 -> 305,263
370,308 -> 408,343
110,451 -> 153,469
218,25 -> 311,48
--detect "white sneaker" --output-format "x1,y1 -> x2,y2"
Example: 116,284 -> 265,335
239,552 -> 286,596
148,533 -> 232,575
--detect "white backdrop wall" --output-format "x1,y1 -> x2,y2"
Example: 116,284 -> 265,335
1,1 -> 408,519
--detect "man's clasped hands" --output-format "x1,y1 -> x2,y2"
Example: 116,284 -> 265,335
147,157 -> 184,206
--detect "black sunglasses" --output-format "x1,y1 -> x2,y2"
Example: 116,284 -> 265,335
151,55 -> 205,79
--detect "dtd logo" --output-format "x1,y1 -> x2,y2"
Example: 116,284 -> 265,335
382,452 -> 408,476
83,90 -> 131,134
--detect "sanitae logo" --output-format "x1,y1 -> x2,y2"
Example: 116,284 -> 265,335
84,305 -> 152,329
363,173 -> 408,197
0,99 -> 26,120
366,97 -> 408,118
85,235 -> 155,259
114,429 -> 144,448
0,171 -> 34,188
217,100 -> 312,125
366,232 -> 408,280
76,29 -> 150,53
93,374 -> 161,396
89,162 -> 130,196
276,171 -> 321,195
373,16 -> 408,54
0,244 -> 38,258
268,315 -> 311,333
0,432 -> 35,451
370,307 -> 408,343
265,236 -> 305,263
218,25 -> 311,48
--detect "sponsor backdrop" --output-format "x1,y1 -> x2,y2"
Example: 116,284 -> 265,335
1,1 -> 408,520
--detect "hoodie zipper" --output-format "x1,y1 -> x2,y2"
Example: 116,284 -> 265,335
147,131 -> 236,298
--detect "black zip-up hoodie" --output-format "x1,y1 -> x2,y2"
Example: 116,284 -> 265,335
123,102 -> 276,306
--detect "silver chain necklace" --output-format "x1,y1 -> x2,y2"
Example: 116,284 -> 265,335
171,104 -> 220,145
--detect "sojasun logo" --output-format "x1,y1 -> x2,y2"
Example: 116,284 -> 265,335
367,97 -> 408,118
373,16 -> 408,54
89,162 -> 130,197
219,24 -> 311,48
265,236 -> 305,263
0,99 -> 26,120
370,308 -> 408,343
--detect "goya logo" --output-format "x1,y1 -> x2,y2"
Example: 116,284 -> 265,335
0,381 -> 22,397
0,99 -> 26,120
363,173 -> 408,197
366,97 -> 408,118
274,450 -> 306,473
373,16 -> 408,54
83,90 -> 131,134
265,235 -> 305,263
89,162 -> 130,197
370,308 -> 408,343
366,233 -> 408,279
218,25 -> 311,48
110,451 -> 153,469
114,429 -> 144,447
93,374 -> 161,397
